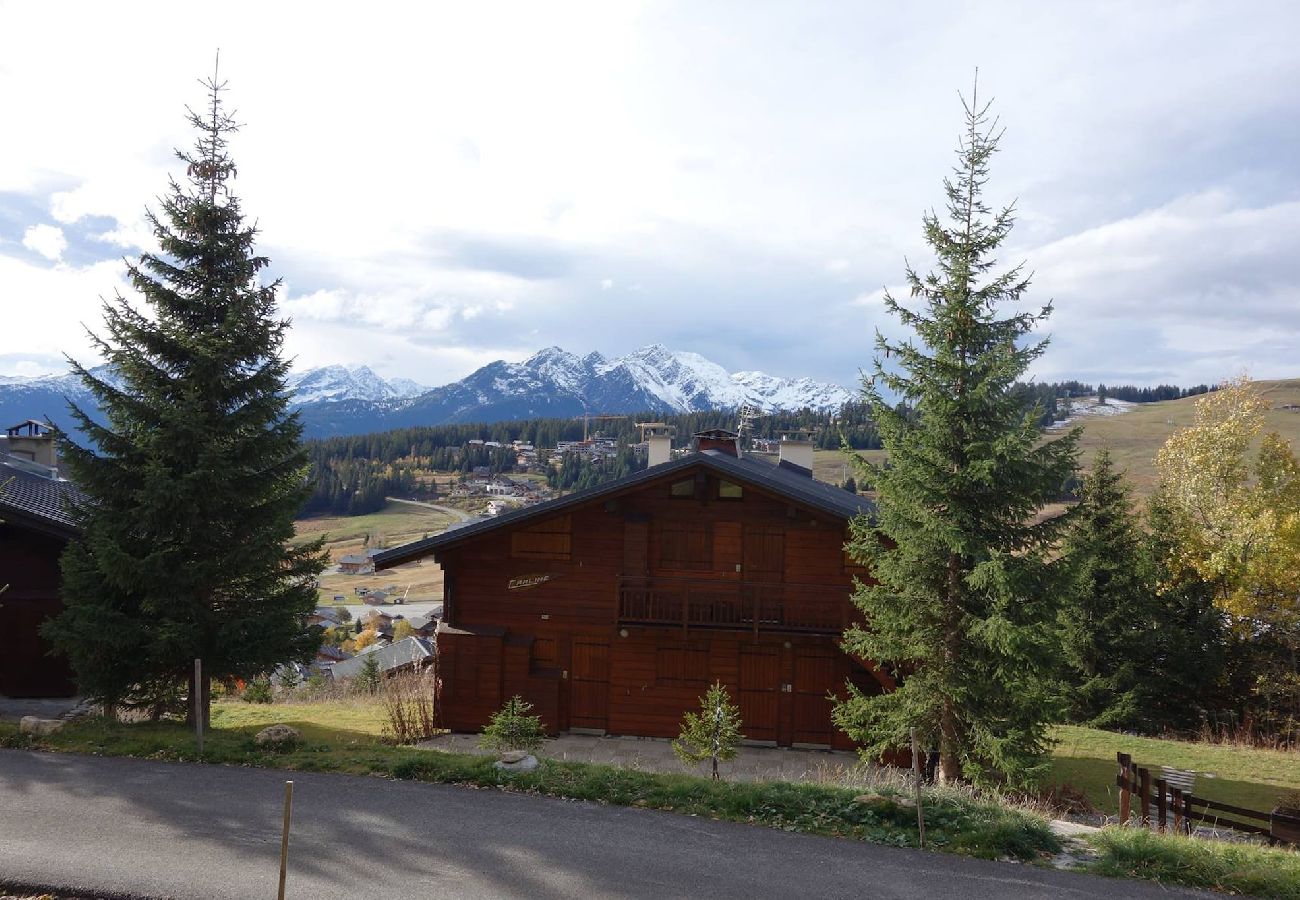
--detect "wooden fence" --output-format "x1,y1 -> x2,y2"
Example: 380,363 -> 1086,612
1116,752 -> 1300,845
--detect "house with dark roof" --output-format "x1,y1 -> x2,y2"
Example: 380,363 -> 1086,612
338,553 -> 374,574
0,421 -> 78,697
331,636 -> 434,680
374,429 -> 893,749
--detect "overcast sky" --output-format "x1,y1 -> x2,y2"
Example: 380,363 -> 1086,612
2,1 -> 1298,391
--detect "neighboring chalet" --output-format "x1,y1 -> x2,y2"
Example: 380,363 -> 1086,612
0,421 -> 77,697
331,636 -> 434,680
374,430 -> 893,750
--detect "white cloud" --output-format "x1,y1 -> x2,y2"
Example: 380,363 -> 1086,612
0,1 -> 1297,389
21,224 -> 68,261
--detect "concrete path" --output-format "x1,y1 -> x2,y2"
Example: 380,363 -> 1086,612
0,749 -> 1207,900
419,731 -> 866,784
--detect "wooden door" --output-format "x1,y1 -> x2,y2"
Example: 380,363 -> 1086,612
792,646 -> 837,746
0,596 -> 75,698
569,638 -> 609,731
738,645 -> 781,742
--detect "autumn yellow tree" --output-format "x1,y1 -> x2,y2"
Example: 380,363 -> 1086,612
354,627 -> 379,651
392,619 -> 416,641
1155,376 -> 1300,624
1156,377 -> 1300,737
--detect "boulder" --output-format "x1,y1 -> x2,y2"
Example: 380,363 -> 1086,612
254,724 -> 301,749
499,750 -> 530,764
494,753 -> 539,773
19,716 -> 63,736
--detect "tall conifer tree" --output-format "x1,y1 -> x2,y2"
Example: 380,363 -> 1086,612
1057,450 -> 1154,728
47,68 -> 325,723
835,87 -> 1078,787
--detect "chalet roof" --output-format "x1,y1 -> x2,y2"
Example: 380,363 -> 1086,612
0,457 -> 82,539
330,636 -> 433,679
374,449 -> 872,568
338,554 -> 370,565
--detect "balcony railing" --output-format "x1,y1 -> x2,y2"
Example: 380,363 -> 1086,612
617,575 -> 851,635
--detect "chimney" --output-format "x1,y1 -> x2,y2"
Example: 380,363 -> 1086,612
693,428 -> 740,458
5,419 -> 58,471
639,423 -> 675,467
778,429 -> 814,474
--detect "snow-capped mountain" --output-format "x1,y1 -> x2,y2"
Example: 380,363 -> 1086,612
0,346 -> 852,440
285,365 -> 427,405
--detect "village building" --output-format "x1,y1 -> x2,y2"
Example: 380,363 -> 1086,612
374,430 -> 892,750
0,421 -> 78,697
331,636 -> 435,680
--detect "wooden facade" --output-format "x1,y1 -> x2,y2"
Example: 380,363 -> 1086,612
379,450 -> 892,749
0,426 -> 78,698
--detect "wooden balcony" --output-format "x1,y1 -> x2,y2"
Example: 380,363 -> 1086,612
616,575 -> 851,635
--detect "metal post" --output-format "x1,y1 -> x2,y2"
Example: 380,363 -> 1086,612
194,658 -> 203,755
278,780 -> 294,900
910,727 -> 925,848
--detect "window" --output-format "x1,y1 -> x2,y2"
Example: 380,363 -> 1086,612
656,645 -> 709,686
659,522 -> 711,570
511,514 -> 572,559
718,480 -> 743,499
670,478 -> 694,498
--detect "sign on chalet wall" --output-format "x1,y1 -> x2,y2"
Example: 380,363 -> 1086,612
507,573 -> 556,591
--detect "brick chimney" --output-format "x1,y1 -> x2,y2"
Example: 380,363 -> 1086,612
5,419 -> 57,470
639,423 -> 675,467
693,428 -> 740,457
778,429 -> 814,474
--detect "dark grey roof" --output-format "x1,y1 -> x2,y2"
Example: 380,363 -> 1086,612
0,457 -> 82,538
330,636 -> 433,679
338,553 -> 370,565
374,450 -> 872,568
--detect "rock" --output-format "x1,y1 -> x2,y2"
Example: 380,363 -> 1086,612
19,716 -> 63,736
499,750 -> 529,764
254,724 -> 301,748
494,753 -> 539,773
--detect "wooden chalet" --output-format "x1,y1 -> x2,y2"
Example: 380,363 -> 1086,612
0,421 -> 77,697
374,431 -> 893,749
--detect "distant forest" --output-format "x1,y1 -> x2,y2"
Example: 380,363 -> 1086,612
299,380 -> 1215,517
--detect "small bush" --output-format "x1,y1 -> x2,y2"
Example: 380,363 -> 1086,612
382,670 -> 439,744
673,681 -> 743,780
242,678 -> 273,704
353,654 -> 382,695
479,695 -> 545,754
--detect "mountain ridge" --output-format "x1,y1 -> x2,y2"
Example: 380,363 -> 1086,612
0,345 -> 854,440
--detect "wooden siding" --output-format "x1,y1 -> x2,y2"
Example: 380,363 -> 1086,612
0,523 -> 74,697
433,463 -> 882,747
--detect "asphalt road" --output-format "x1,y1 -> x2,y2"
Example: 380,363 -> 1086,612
0,750 -> 1204,900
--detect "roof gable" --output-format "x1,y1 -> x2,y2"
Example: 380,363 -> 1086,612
374,450 -> 871,568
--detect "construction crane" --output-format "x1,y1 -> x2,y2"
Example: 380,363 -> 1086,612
574,413 -> 628,442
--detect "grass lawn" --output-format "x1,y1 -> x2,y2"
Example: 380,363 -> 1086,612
1046,724 -> 1300,816
1089,827 -> 1300,899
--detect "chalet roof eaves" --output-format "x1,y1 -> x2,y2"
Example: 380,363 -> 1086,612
373,450 -> 873,569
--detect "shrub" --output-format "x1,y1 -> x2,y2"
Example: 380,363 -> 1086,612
382,670 -> 439,744
242,678 -> 273,704
479,695 -> 546,754
673,681 -> 743,780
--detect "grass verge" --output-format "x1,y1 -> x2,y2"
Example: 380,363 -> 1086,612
0,708 -> 1055,863
1088,827 -> 1300,899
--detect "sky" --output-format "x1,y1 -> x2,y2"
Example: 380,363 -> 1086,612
2,1 -> 1298,391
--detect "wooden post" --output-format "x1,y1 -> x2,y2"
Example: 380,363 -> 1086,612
910,727 -> 926,849
1117,753 -> 1132,824
1155,778 -> 1167,833
1172,787 -> 1183,835
1182,791 -> 1194,835
194,658 -> 203,755
278,780 -> 294,900
1139,766 -> 1152,828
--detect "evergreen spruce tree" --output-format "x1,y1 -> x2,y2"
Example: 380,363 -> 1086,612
673,681 -> 744,780
1057,451 -> 1155,728
45,69 -> 325,724
835,87 -> 1079,787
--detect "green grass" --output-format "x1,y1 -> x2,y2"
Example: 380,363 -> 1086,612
294,502 -> 457,550
1089,827 -> 1300,898
3,700 -> 1057,863
1046,725 -> 1300,817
